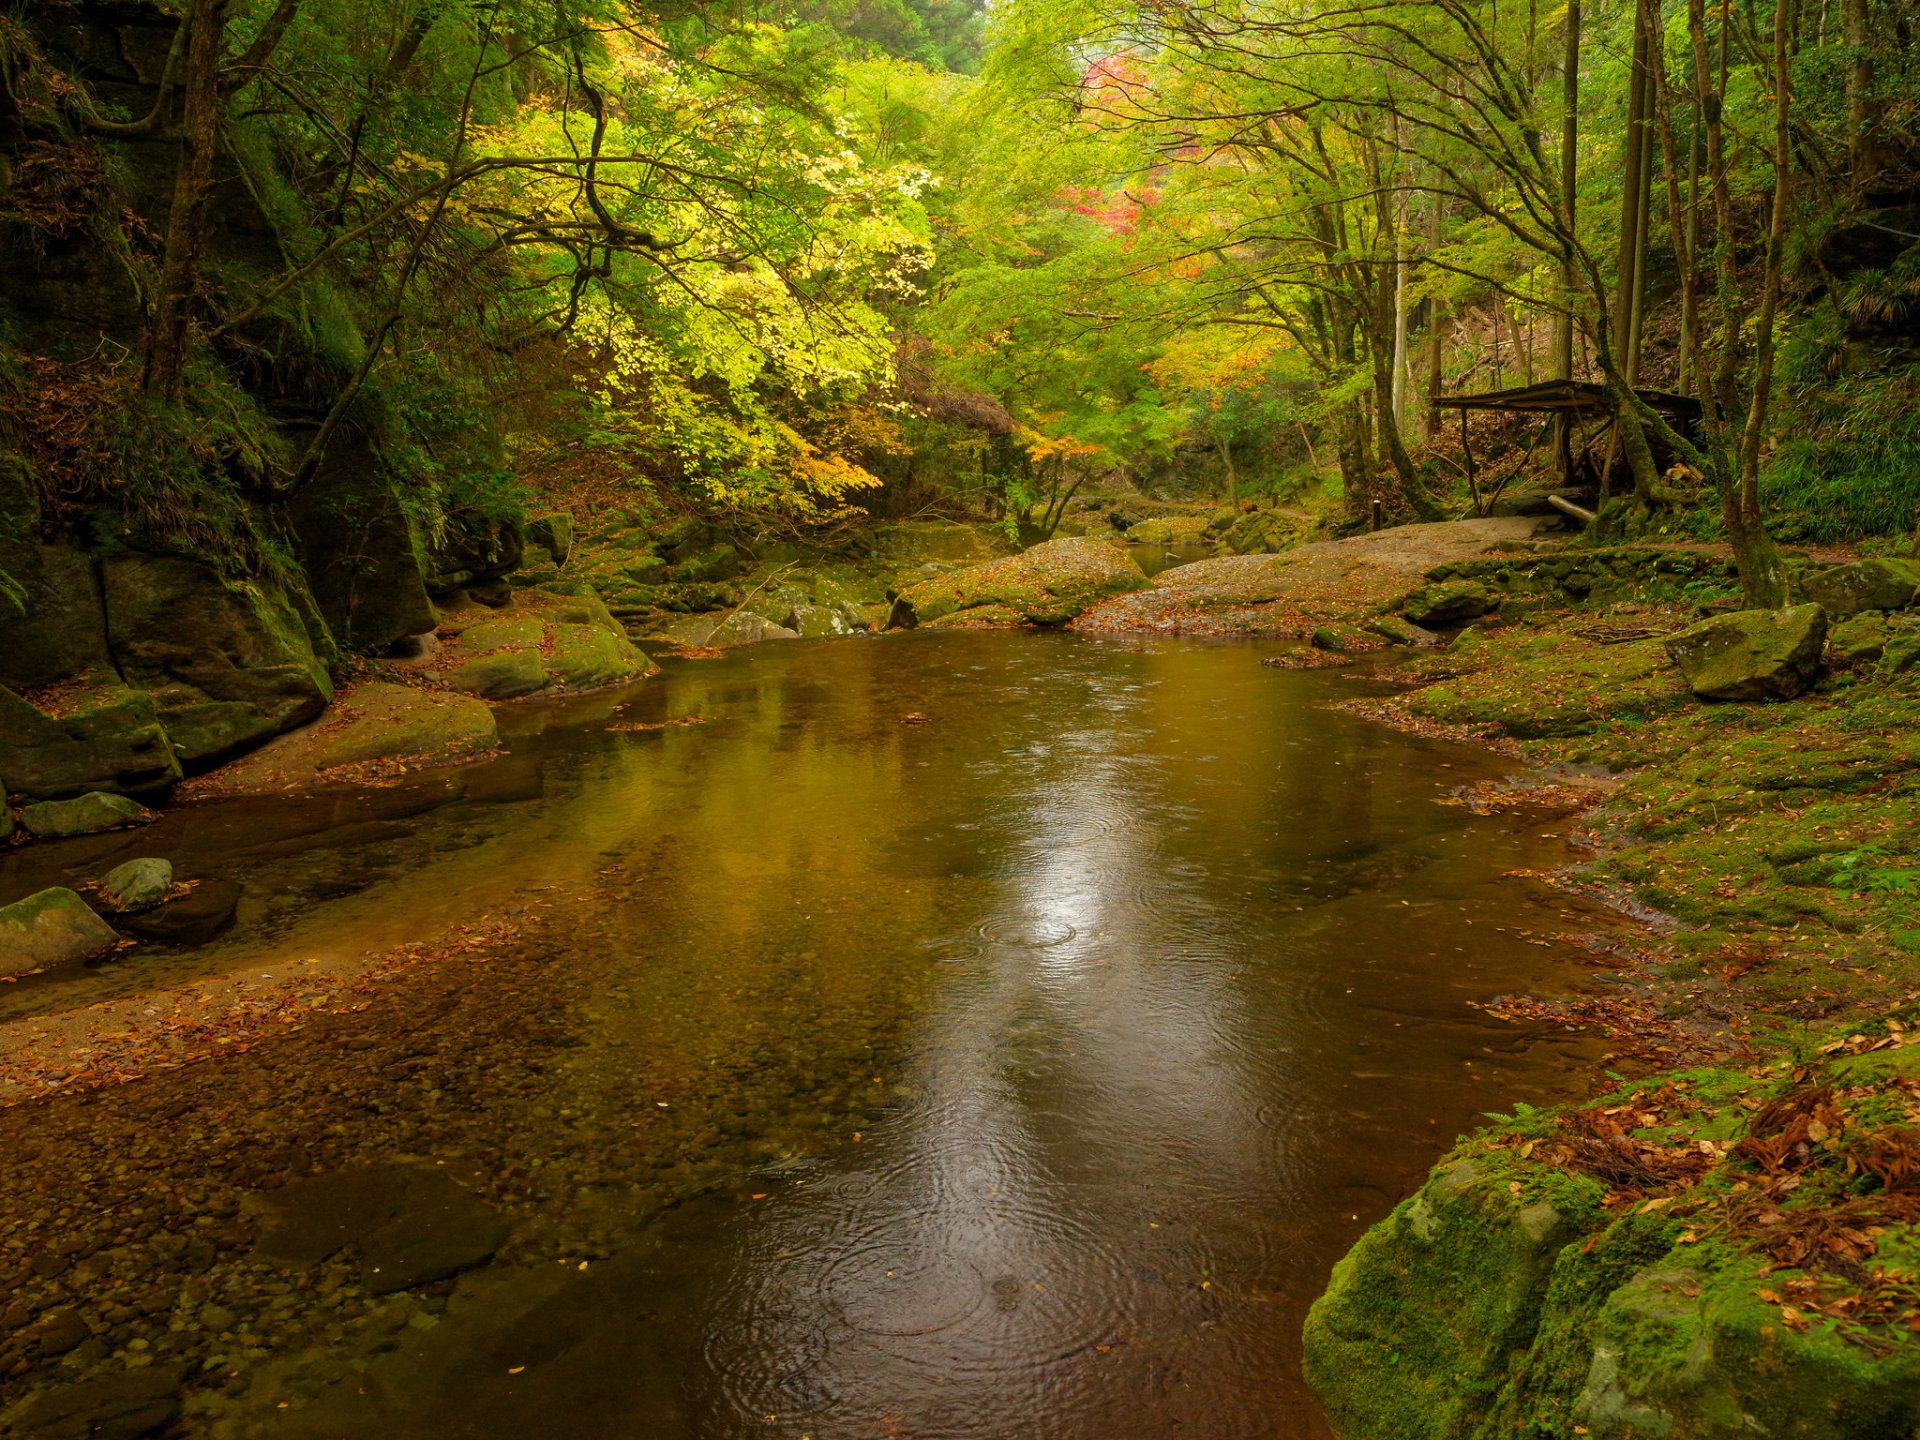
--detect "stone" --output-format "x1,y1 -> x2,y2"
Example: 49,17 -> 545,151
1309,624 -> 1374,654
1364,614 -> 1443,647
5,1365 -> 182,1440
290,439 -> 438,652
891,536 -> 1150,628
1883,628 -> 1920,677
784,602 -> 850,638
215,682 -> 498,791
99,858 -> 173,913
707,611 -> 799,646
1,783 -> 11,842
100,551 -> 334,766
1401,579 -> 1499,627
0,684 -> 181,801
527,513 -> 573,566
1828,612 -> 1890,664
0,888 -> 121,975
18,791 -> 154,839
0,544 -> 115,689
671,544 -> 742,583
425,513 -> 527,594
116,879 -> 240,946
1666,604 -> 1828,701
254,1164 -> 510,1293
1801,557 -> 1920,618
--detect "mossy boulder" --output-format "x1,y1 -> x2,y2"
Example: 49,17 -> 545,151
1402,579 -> 1500,627
1884,629 -> 1920,678
1666,605 -> 1827,701
18,790 -> 155,839
671,544 -> 742,584
890,536 -> 1150,628
1310,623 -> 1377,654
784,602 -> 852,638
1802,557 -> 1920,618
425,513 -> 526,594
1828,613 -> 1891,665
1365,614 -> 1443,648
0,543 -> 115,689
527,514 -> 573,567
425,588 -> 653,698
1411,632 -> 1686,737
0,887 -> 122,975
290,439 -> 438,652
100,551 -> 335,766
1125,515 -> 1211,546
1305,1156 -> 1609,1440
216,682 -> 498,791
0,685 -> 181,801
1216,509 -> 1306,556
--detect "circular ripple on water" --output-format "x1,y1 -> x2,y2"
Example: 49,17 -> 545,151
977,915 -> 1079,948
701,1302 -> 834,1416
821,1234 -> 990,1337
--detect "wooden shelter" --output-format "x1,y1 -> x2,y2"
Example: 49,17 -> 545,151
1433,380 -> 1703,516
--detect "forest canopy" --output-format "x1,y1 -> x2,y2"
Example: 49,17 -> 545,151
1,0 -> 1917,600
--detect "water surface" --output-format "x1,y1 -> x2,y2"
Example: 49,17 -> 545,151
0,633 -> 1609,1439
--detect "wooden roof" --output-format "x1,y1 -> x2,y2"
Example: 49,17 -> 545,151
1434,379 -> 1702,420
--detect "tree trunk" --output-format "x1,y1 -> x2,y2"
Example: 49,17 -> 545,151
1843,0 -> 1879,189
144,0 -> 228,402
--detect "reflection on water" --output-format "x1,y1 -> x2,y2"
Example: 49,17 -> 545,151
1126,541 -> 1213,578
0,633 -> 1609,1439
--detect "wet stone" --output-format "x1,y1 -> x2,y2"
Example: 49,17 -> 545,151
5,1363 -> 183,1440
252,1164 -> 510,1294
99,858 -> 173,914
116,880 -> 241,947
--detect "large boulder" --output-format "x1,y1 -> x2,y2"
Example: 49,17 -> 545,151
1666,604 -> 1828,701
0,887 -> 122,974
290,440 -> 437,652
101,551 -> 335,767
423,587 -> 655,698
425,512 -> 527,594
890,536 -> 1150,628
117,878 -> 241,945
215,681 -> 498,791
18,791 -> 155,839
0,543 -> 116,690
0,685 -> 181,801
1802,557 -> 1920,618
1401,579 -> 1500,627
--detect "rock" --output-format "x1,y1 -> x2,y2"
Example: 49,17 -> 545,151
1401,579 -> 1499,626
0,684 -> 181,801
1125,516 -> 1210,546
1883,629 -> 1920,677
1309,624 -> 1375,654
4,1364 -> 181,1440
784,602 -> 850,638
527,513 -> 573,566
0,544 -> 116,690
891,536 -> 1151,628
116,879 -> 240,945
671,544 -> 742,583
708,611 -> 799,646
1801,557 -> 1920,618
254,1164 -> 510,1293
99,857 -> 173,913
1215,509 -> 1305,556
425,588 -> 655,698
1364,614 -> 1443,647
1828,612 -> 1890,664
0,888 -> 122,974
215,682 -> 498,791
425,513 -> 527,594
18,791 -> 154,839
1666,604 -> 1827,701
100,551 -> 334,766
290,439 -> 439,651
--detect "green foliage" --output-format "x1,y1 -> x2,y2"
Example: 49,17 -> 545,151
1764,362 -> 1920,542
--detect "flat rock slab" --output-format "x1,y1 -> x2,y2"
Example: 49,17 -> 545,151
18,791 -> 155,839
4,1363 -> 183,1440
116,878 -> 240,946
253,1163 -> 511,1293
1073,517 -> 1557,636
213,682 -> 498,792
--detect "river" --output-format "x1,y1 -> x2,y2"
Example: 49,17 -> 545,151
0,632 -> 1611,1439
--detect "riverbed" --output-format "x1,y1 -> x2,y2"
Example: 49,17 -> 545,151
0,632 -> 1615,1439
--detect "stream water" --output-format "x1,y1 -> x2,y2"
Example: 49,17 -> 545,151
0,632 -> 1613,1439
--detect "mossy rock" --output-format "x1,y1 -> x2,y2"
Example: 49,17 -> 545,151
1828,613 -> 1891,665
891,536 -> 1149,628
0,684 -> 181,802
1412,633 -> 1686,738
216,682 -> 498,791
0,543 -> 115,690
1802,557 -> 1920,618
1305,1155 -> 1610,1440
1666,605 -> 1828,702
18,790 -> 155,839
0,887 -> 122,975
1366,614 -> 1443,648
1402,579 -> 1500,627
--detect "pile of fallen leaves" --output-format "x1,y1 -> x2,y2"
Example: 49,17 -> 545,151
1440,775 -> 1611,817
1495,1034 -> 1920,1343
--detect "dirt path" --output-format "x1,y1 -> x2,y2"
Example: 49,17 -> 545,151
1074,516 -> 1565,636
